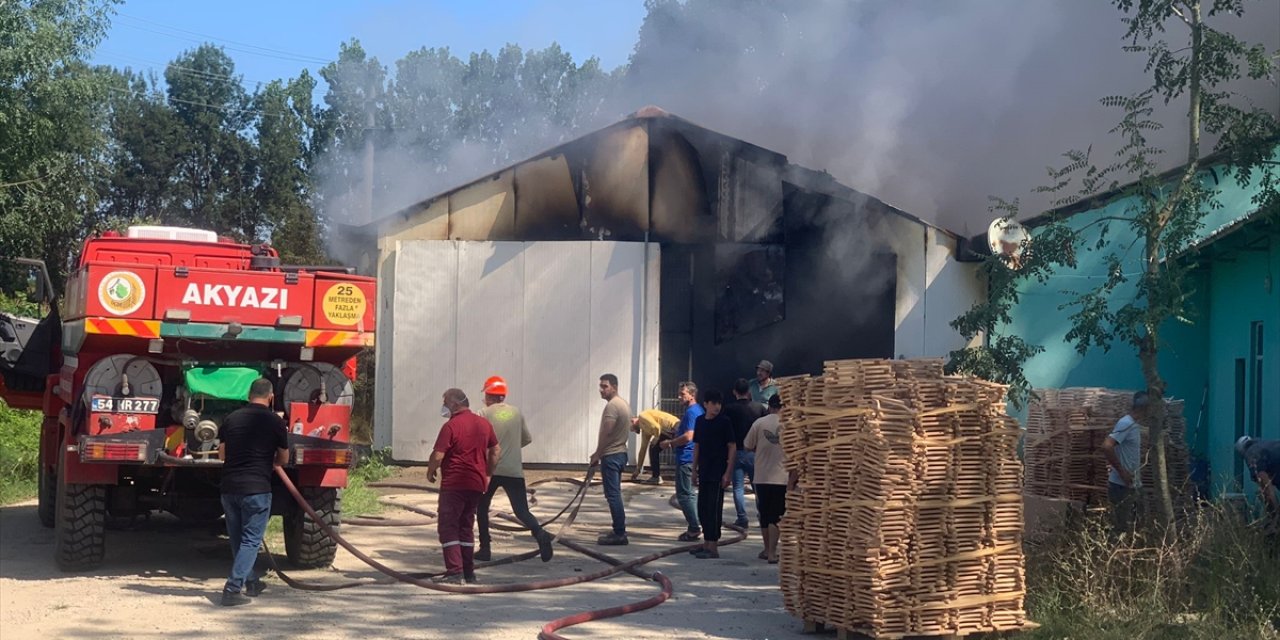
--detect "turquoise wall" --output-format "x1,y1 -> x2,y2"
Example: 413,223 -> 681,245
1205,246 -> 1279,494
1007,152 -> 1278,494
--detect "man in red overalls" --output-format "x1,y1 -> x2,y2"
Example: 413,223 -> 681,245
427,388 -> 500,584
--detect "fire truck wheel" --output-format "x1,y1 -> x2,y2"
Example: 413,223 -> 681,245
284,487 -> 340,568
37,447 -> 55,529
54,471 -> 107,572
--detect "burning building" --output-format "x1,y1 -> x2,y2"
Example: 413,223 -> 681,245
352,107 -> 982,464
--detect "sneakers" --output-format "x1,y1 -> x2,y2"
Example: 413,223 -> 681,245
692,549 -> 720,559
220,590 -> 252,607
245,579 -> 267,597
677,530 -> 701,542
536,531 -> 555,562
431,573 -> 465,585
464,572 -> 478,584
639,476 -> 663,485
733,518 -> 750,529
474,546 -> 492,562
597,533 -> 629,546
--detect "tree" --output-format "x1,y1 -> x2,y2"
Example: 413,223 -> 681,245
256,72 -> 325,263
0,0 -> 117,289
163,45 -> 259,239
948,0 -> 1278,527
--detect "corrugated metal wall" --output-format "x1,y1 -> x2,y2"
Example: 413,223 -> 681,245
381,240 -> 660,464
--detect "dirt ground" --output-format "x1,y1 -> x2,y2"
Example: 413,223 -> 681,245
0,470 -> 816,639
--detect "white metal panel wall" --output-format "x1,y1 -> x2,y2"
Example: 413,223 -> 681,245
373,249 -> 396,450
389,241 -> 458,461
521,243 -> 593,464
382,240 -> 660,464
456,242 -> 525,405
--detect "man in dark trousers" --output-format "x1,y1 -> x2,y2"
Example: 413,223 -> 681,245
475,375 -> 553,562
217,378 -> 288,606
589,373 -> 632,546
691,390 -> 736,559
724,378 -> 766,529
428,388 -> 500,584
1236,436 -> 1279,530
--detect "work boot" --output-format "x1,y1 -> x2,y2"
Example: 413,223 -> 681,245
596,532 -> 629,546
474,546 -> 492,562
220,590 -> 252,607
536,531 -> 555,562
464,572 -> 478,584
245,579 -> 267,597
431,573 -> 465,585
692,549 -> 720,559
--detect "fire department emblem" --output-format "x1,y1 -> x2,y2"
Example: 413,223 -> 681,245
98,271 -> 146,316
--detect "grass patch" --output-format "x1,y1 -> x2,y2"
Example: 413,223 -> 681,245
266,450 -> 396,547
0,401 -> 41,505
1026,502 -> 1280,639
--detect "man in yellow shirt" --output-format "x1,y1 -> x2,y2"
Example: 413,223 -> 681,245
631,409 -> 680,483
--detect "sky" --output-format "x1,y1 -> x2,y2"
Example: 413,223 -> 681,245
88,0 -> 1279,232
91,0 -> 645,91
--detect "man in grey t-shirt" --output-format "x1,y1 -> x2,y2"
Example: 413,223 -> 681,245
589,373 -> 632,546
1102,391 -> 1148,532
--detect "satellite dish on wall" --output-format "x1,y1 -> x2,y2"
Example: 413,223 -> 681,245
987,218 -> 1029,267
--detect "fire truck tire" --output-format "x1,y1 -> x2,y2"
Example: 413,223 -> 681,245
284,487 -> 340,568
37,447 -> 55,529
54,472 -> 107,572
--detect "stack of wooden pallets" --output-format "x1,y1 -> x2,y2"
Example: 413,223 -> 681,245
1024,388 -> 1190,505
778,359 -> 1032,639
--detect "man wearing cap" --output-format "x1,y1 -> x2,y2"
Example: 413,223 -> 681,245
428,388 -> 500,584
631,408 -> 680,484
475,376 -> 554,563
1236,436 -> 1279,528
1101,391 -> 1148,533
749,360 -> 779,408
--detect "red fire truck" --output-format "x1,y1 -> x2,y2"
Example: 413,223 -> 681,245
0,226 -> 375,571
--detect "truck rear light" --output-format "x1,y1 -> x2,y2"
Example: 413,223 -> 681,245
83,442 -> 148,462
294,446 -> 350,467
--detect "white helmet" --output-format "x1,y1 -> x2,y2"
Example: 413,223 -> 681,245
1235,435 -> 1255,457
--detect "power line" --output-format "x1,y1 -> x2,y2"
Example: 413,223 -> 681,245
98,51 -> 268,90
103,84 -> 294,120
114,14 -> 333,66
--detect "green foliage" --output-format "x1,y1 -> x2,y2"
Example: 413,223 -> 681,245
0,288 -> 43,318
313,38 -> 617,224
0,401 -> 42,505
1,0 -> 118,290
1026,504 -> 1280,638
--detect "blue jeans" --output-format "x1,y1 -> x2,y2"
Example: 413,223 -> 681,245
732,450 -> 755,523
676,462 -> 700,533
601,452 -> 628,535
222,493 -> 272,593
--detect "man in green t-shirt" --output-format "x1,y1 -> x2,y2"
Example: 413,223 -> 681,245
475,376 -> 553,562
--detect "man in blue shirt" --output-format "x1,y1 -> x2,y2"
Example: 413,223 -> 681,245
1102,391 -> 1148,533
660,381 -> 703,541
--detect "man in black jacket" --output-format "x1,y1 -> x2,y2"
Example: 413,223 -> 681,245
217,378 -> 289,606
723,379 -> 766,529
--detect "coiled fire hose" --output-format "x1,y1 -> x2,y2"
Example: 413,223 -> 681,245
269,467 -> 746,639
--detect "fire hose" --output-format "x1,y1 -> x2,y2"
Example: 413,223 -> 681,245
269,467 -> 746,639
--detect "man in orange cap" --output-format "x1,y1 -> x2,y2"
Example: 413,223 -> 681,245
475,376 -> 554,562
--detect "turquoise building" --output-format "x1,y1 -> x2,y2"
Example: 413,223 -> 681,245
1002,152 -> 1278,496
